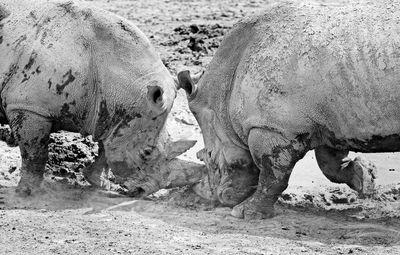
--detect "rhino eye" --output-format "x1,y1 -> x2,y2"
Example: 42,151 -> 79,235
139,147 -> 156,161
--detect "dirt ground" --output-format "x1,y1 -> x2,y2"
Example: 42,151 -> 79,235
1,0 -> 400,254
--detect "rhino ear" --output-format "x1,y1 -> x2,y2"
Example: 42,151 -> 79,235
147,85 -> 164,111
166,140 -> 197,160
191,69 -> 204,84
177,70 -> 197,96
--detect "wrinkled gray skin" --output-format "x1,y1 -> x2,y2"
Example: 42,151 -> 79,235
178,0 -> 400,219
0,0 -> 204,196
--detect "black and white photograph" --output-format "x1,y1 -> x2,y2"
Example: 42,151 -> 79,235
1,0 -> 400,254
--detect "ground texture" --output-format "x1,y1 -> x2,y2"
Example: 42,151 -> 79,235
1,0 -> 400,254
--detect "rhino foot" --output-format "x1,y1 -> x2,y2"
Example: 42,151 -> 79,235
82,147 -> 112,190
16,172 -> 44,197
15,186 -> 33,197
230,195 -> 275,220
83,170 -> 112,190
348,157 -> 377,197
315,147 -> 377,197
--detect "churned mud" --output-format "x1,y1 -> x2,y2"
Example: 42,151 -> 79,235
1,0 -> 400,254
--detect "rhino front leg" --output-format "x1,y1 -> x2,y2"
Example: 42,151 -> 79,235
231,128 -> 309,219
315,146 -> 376,196
7,110 -> 52,196
82,142 -> 111,190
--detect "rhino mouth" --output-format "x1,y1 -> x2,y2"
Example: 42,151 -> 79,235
126,186 -> 147,197
216,180 -> 257,207
196,148 -> 225,198
196,147 -> 259,206
122,177 -> 161,198
196,148 -> 217,169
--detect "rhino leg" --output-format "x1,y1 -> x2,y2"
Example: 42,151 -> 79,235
7,110 -> 52,196
231,128 -> 309,219
315,146 -> 377,196
82,142 -> 111,190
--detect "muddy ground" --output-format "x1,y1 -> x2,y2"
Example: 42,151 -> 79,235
1,0 -> 400,254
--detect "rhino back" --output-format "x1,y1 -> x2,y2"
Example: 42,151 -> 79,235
224,1 -> 400,147
0,0 -> 99,131
0,0 -> 167,136
193,13 -> 258,149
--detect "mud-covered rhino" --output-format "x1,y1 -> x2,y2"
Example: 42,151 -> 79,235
0,0 -> 204,196
178,0 -> 400,219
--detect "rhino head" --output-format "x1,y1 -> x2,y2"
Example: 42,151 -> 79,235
99,68 -> 208,196
177,71 -> 259,206
88,36 -> 205,197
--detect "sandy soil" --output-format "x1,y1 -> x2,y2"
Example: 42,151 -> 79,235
1,0 -> 400,254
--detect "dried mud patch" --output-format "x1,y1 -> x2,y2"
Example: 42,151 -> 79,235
46,132 -> 98,186
2,184 -> 400,252
278,185 -> 400,220
161,23 -> 231,71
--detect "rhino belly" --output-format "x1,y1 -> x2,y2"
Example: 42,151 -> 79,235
326,133 -> 400,153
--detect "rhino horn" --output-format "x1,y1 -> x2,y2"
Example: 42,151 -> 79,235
165,139 -> 197,160
162,159 -> 207,189
122,158 -> 206,197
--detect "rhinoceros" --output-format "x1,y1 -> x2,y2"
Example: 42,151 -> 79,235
0,0 -> 204,196
178,0 -> 400,219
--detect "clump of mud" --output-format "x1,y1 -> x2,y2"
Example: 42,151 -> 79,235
279,185 -> 400,220
279,186 -> 358,211
161,23 -> 231,71
0,126 -> 99,187
45,131 -> 98,186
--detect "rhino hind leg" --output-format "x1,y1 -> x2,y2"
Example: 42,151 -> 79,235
231,128 -> 309,219
315,146 -> 377,196
7,110 -> 52,196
